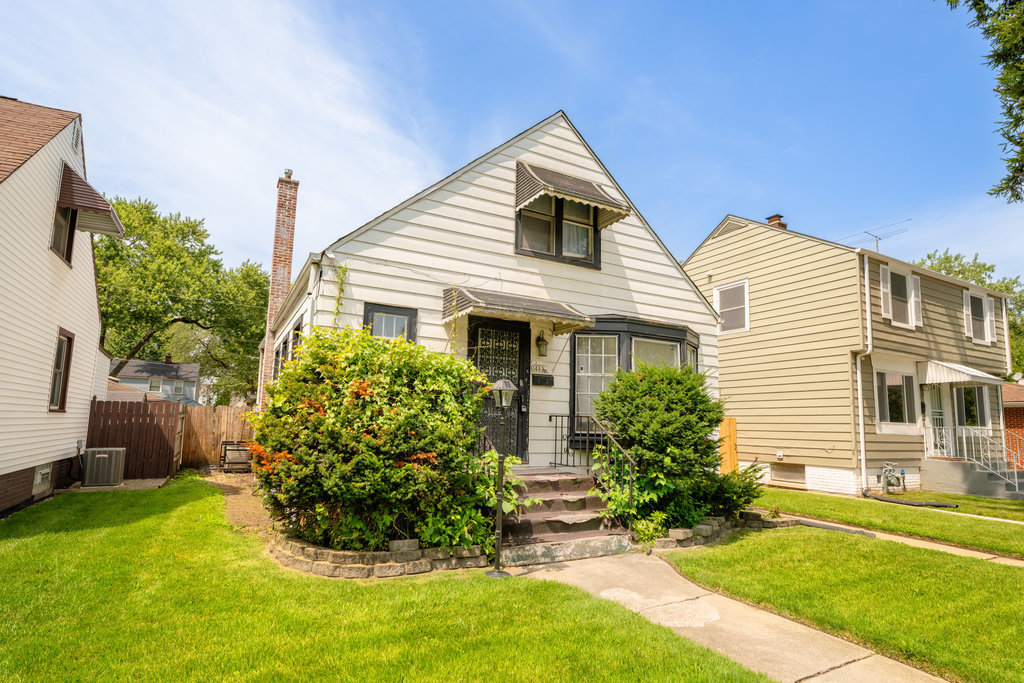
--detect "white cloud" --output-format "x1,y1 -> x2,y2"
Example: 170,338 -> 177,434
0,0 -> 441,272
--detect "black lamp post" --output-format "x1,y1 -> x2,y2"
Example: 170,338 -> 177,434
486,378 -> 517,579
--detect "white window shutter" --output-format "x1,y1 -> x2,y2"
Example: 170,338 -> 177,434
911,275 -> 922,328
963,290 -> 972,338
879,265 -> 891,319
986,297 -> 997,344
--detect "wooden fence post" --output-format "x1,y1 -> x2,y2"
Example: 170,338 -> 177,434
719,417 -> 738,474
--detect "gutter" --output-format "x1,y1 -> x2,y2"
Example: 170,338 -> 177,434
854,252 -> 872,494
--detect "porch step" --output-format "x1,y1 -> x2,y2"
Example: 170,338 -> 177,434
501,531 -> 633,567
531,491 -> 606,512
504,510 -> 608,538
515,472 -> 593,494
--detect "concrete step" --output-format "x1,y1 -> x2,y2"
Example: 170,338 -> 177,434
516,472 -> 594,495
505,510 -> 608,538
501,530 -> 633,567
530,491 -> 605,512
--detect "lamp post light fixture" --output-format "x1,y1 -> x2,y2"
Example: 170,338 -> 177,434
486,378 -> 517,579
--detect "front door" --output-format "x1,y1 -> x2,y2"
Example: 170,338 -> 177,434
469,317 -> 530,462
926,384 -> 953,457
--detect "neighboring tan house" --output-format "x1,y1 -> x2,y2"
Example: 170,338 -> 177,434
684,214 -> 1016,496
256,111 -> 720,470
109,357 -> 201,404
0,96 -> 124,514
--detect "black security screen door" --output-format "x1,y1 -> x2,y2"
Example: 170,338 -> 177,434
469,317 -> 530,462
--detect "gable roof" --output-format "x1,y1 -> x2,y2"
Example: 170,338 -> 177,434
110,358 -> 201,381
1004,382 -> 1024,405
320,110 -> 719,322
0,96 -> 79,185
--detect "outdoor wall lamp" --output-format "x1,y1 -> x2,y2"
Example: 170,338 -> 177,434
489,378 -> 518,409
535,331 -> 549,357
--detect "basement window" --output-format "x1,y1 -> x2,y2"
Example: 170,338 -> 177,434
33,463 -> 53,496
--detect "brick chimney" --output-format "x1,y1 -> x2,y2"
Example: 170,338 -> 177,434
164,354 -> 172,364
257,169 -> 299,409
766,213 -> 788,230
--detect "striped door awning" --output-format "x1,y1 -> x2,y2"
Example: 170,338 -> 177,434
917,360 -> 1005,386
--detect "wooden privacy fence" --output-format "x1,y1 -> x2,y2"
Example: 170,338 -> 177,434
87,399 -> 183,479
719,417 -> 738,474
180,405 -> 254,468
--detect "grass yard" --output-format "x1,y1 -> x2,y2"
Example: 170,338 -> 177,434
757,487 -> 1024,559
669,527 -> 1024,683
887,490 -> 1024,522
0,473 -> 765,682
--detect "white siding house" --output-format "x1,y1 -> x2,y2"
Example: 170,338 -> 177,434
0,97 -> 123,512
258,111 -> 719,468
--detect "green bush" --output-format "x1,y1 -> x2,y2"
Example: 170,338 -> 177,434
248,327 -> 525,553
592,362 -> 762,528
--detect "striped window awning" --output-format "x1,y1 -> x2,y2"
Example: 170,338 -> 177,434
442,286 -> 594,335
58,162 -> 124,236
917,360 -> 1005,386
515,161 -> 630,230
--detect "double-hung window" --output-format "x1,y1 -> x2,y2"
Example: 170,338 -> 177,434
963,291 -> 997,345
364,303 -> 417,342
50,206 -> 77,265
955,386 -> 989,427
516,196 -> 599,267
876,372 -> 917,425
879,265 -> 922,330
48,329 -> 74,411
148,379 -> 162,393
713,280 -> 748,334
173,380 -> 184,395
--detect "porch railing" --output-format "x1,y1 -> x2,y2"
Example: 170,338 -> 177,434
549,414 -> 636,531
1006,430 -> 1024,472
928,426 -> 1020,492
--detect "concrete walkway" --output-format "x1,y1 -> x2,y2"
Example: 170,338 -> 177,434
776,513 -> 1024,568
511,553 -> 943,682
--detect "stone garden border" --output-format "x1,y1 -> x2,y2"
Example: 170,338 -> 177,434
652,510 -> 797,549
269,536 -> 488,579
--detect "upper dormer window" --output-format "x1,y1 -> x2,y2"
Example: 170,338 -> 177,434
514,161 -> 630,270
517,195 -> 596,265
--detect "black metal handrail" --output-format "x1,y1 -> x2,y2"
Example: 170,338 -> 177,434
590,416 -> 636,532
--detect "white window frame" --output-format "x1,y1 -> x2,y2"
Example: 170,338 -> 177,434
879,264 -> 921,331
954,385 -> 990,428
713,279 -> 749,335
872,357 -> 922,435
574,334 -> 618,417
963,290 -> 996,346
173,380 -> 184,395
630,337 -> 681,369
148,378 -> 162,393
33,463 -> 53,496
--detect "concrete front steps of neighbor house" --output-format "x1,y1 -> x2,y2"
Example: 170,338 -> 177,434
502,471 -> 632,566
921,459 -> 1024,501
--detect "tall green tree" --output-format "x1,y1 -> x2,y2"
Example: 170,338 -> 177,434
947,1 -> 1024,201
96,198 -> 269,404
915,249 -> 1023,374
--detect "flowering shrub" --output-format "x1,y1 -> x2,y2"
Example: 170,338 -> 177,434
593,362 -> 763,528
248,327 -> 524,552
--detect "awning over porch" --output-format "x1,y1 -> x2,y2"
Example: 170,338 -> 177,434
442,286 -> 594,334
917,360 -> 1005,386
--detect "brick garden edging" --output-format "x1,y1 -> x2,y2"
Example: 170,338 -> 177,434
653,510 -> 797,549
269,536 -> 488,579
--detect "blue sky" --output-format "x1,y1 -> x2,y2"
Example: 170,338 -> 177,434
2,1 -> 1022,278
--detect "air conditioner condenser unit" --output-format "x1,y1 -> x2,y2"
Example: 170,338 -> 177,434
82,448 -> 126,487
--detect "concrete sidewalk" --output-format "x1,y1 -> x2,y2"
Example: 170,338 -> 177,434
511,553 -> 943,682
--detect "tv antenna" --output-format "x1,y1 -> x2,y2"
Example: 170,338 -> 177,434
839,219 -> 912,251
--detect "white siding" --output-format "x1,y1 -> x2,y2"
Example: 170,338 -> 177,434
283,114 -> 720,466
0,122 -> 107,476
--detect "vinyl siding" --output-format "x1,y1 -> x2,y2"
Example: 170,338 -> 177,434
268,114 -> 719,466
0,122 -> 107,476
866,256 -> 1008,375
684,221 -> 862,468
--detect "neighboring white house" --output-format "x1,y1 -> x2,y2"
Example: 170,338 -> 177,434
256,111 -> 719,468
109,358 -> 201,404
0,96 -> 123,513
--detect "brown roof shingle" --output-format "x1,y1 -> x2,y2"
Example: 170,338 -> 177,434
0,96 -> 79,185
1004,382 -> 1024,404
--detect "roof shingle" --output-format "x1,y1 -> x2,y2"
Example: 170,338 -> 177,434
0,97 -> 79,185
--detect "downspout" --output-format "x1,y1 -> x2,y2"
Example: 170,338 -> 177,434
855,251 -> 873,494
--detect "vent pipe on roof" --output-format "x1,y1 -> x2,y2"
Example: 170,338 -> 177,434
766,214 -> 787,230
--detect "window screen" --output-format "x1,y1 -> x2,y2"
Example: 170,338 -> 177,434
970,295 -> 986,341
716,282 -> 747,332
371,312 -> 408,339
890,272 -> 910,325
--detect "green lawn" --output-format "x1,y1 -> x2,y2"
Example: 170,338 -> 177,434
887,490 -> 1024,522
757,487 -> 1024,559
0,474 -> 765,682
669,527 -> 1024,683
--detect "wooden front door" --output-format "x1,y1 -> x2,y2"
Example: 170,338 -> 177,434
469,317 -> 530,462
